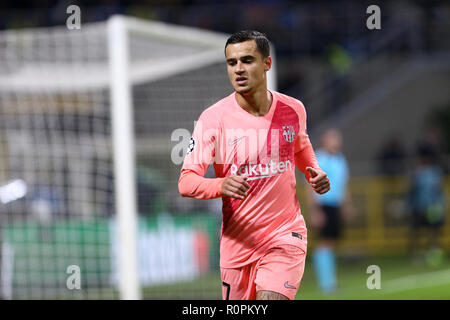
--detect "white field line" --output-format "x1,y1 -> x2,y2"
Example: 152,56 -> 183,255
378,268 -> 450,295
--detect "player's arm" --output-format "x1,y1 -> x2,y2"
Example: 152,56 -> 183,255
179,171 -> 250,200
294,144 -> 330,194
178,112 -> 250,200
178,169 -> 225,199
293,101 -> 330,194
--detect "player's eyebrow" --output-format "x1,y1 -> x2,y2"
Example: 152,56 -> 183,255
226,55 -> 256,64
240,55 -> 255,61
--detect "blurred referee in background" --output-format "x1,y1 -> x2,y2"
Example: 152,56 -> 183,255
307,128 -> 352,294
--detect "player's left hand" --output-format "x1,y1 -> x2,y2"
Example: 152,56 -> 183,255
306,167 -> 330,194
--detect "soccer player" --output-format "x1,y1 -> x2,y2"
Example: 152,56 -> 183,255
408,143 -> 445,266
178,30 -> 330,300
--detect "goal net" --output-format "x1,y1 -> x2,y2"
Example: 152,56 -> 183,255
0,15 -> 265,299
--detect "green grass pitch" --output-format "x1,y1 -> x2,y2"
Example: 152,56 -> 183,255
142,255 -> 450,300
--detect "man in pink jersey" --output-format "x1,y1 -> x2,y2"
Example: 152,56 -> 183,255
178,30 -> 330,300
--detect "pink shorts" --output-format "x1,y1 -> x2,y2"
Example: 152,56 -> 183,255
221,244 -> 306,300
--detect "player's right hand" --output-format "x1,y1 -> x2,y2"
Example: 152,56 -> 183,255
221,175 -> 251,200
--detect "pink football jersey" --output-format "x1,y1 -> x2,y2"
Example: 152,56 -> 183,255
179,90 -> 319,268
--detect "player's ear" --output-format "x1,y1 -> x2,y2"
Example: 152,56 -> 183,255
264,56 -> 272,72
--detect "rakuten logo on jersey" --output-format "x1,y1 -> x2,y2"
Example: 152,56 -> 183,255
230,160 -> 293,181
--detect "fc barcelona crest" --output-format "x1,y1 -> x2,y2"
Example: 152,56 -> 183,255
282,125 -> 295,143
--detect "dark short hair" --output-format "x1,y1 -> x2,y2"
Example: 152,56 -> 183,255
225,30 -> 270,58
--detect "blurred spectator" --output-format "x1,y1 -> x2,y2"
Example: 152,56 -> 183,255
376,134 -> 407,176
307,128 -> 352,293
324,43 -> 353,110
407,142 -> 445,266
417,125 -> 447,172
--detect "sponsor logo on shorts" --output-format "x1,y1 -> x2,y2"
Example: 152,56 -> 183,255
292,232 -> 302,240
284,281 -> 296,289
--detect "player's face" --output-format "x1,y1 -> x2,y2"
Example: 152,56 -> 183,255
225,40 -> 271,95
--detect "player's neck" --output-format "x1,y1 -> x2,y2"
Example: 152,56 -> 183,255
235,88 -> 272,117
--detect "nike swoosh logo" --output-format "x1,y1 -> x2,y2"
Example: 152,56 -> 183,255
284,281 -> 296,289
228,136 -> 245,145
